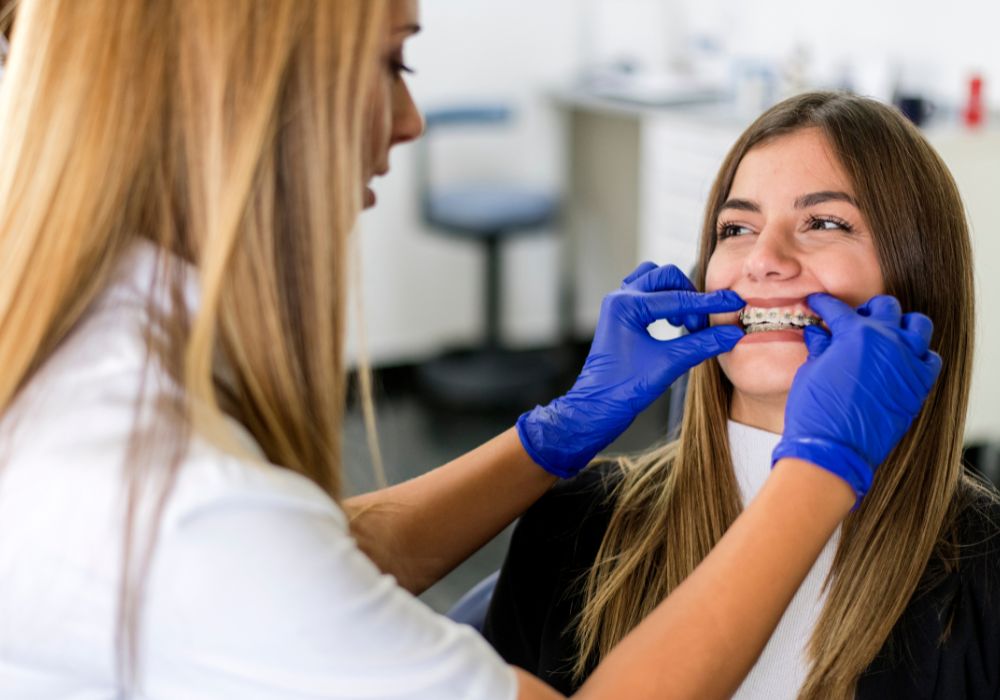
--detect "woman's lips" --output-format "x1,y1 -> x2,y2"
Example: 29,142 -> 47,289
713,294 -> 823,345
364,186 -> 377,208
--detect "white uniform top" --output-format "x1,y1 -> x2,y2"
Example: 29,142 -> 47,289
728,420 -> 840,700
0,240 -> 517,700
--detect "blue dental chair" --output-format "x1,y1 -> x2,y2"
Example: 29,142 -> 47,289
414,104 -> 563,411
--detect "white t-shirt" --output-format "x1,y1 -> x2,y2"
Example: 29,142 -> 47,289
0,241 -> 516,700
728,420 -> 840,700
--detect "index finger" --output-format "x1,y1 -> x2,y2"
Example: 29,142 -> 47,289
624,264 -> 697,294
621,261 -> 659,288
641,289 -> 745,323
806,293 -> 858,331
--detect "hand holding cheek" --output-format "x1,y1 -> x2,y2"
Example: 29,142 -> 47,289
772,293 -> 942,503
517,263 -> 745,477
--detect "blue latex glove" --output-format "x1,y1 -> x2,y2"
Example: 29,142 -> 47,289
517,262 -> 745,477
771,293 -> 942,502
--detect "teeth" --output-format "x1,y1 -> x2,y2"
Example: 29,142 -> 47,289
739,305 -> 821,331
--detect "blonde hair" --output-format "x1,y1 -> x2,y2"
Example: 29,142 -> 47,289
575,92 -> 989,697
0,0 -> 386,686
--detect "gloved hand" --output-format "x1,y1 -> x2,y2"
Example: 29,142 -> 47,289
771,293 -> 942,503
517,262 -> 745,478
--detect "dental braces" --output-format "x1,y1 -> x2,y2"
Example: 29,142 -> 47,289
738,308 -> 822,331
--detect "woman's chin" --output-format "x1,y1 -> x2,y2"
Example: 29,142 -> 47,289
718,340 -> 806,400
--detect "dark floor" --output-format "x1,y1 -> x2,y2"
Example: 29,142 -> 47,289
342,345 -> 675,613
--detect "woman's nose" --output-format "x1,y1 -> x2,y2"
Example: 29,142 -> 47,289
742,229 -> 801,281
392,82 -> 425,146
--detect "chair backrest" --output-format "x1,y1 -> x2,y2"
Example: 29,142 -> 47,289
666,370 -> 688,440
444,569 -> 500,633
423,105 -> 511,131
963,441 -> 1000,488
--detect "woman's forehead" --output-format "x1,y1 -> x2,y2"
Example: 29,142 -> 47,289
729,129 -> 855,202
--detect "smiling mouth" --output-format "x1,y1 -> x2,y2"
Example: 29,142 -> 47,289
738,305 -> 822,334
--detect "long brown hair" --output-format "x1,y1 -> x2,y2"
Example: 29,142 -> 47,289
0,0 -> 386,686
575,92 -> 984,697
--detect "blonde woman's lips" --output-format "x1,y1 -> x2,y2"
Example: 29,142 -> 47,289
364,186 -> 377,208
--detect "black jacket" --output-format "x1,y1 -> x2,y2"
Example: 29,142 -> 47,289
483,465 -> 1000,698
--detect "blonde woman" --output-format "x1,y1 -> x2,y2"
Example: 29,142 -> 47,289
485,92 -> 1000,699
0,3 -> 939,699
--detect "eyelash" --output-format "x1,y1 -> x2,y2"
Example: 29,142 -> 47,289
389,59 -> 415,78
806,214 -> 854,233
715,221 -> 751,240
715,215 -> 855,240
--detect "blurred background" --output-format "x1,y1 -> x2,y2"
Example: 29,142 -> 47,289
343,0 -> 1000,612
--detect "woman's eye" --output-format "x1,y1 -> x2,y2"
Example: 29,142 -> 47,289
806,215 -> 854,233
389,55 -> 415,78
716,223 -> 754,240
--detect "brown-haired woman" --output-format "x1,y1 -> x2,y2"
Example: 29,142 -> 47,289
484,91 -> 1000,699
0,2 -> 941,698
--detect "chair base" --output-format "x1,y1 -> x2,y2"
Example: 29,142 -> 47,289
416,346 -> 565,412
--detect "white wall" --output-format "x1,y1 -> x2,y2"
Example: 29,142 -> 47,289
348,0 -> 579,366
348,0 -> 1000,367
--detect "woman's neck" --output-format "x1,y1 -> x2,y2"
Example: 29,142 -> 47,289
729,392 -> 787,434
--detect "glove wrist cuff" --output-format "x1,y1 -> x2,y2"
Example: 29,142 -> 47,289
516,405 -> 602,479
771,437 -> 873,504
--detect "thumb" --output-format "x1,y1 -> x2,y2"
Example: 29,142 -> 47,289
660,325 -> 744,371
803,325 -> 832,358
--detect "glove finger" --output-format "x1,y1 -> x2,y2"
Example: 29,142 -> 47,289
858,294 -> 903,323
624,264 -> 697,293
901,312 -> 934,346
803,324 -> 832,358
659,325 -> 744,373
897,329 -> 930,359
682,313 -> 707,333
640,289 -> 745,325
621,261 -> 659,288
664,313 -> 689,328
806,293 -> 857,332
922,349 -> 943,387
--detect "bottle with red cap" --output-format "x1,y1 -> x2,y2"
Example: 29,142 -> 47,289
963,74 -> 985,128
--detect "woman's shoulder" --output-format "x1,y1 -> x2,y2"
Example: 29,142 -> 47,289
913,483 -> 1000,608
952,483 -> 1000,563
482,461 -> 623,692
515,460 -> 624,548
952,484 -> 1000,591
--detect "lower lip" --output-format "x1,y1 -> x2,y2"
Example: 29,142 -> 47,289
738,329 -> 805,344
364,186 -> 376,208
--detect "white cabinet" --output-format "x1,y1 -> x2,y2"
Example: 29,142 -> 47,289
638,114 -> 744,277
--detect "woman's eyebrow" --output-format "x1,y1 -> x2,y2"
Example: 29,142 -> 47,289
718,198 -> 760,214
394,23 -> 421,37
717,191 -> 859,216
794,191 -> 858,208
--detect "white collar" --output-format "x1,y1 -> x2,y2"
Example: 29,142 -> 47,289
727,419 -> 781,506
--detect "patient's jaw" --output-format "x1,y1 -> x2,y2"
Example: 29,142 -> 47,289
704,128 -> 884,433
